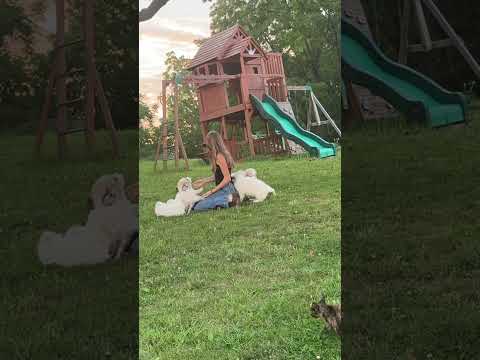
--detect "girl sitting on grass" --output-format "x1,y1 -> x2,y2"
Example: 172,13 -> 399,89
191,131 -> 240,211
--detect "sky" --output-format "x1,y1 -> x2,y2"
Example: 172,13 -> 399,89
139,0 -> 213,108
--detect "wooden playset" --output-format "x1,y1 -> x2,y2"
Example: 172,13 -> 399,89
154,25 -> 290,168
154,25 -> 341,169
35,0 -> 119,159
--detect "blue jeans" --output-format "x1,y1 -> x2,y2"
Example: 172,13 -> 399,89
192,183 -> 236,212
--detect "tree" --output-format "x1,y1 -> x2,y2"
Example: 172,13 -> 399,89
139,0 -> 214,22
139,0 -> 170,22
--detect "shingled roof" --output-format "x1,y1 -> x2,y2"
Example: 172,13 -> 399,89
187,24 -> 265,70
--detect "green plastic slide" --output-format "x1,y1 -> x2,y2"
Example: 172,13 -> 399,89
341,19 -> 466,127
250,94 -> 336,158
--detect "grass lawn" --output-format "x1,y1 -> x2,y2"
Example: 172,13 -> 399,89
342,104 -> 480,358
1,130 -> 138,359
139,153 -> 341,359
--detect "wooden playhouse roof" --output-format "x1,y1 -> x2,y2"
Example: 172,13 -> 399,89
187,24 -> 265,70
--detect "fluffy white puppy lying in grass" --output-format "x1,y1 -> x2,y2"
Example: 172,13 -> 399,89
154,177 -> 203,217
232,168 -> 275,203
37,174 -> 138,266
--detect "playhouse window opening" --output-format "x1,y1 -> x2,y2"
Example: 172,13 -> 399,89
208,64 -> 218,75
253,67 -> 259,74
226,79 -> 241,107
199,67 -> 206,75
223,62 -> 242,75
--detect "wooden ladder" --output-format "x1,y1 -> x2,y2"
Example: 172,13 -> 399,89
35,0 -> 119,159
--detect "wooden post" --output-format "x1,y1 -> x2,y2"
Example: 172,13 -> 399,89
84,0 -> 96,152
307,93 -> 313,131
398,0 -> 411,64
173,81 -> 180,170
413,0 -> 432,51
344,81 -> 365,130
200,121 -> 208,143
153,95 -> 162,170
221,116 -> 227,139
56,0 -> 67,159
162,81 -> 169,170
35,58 -> 57,155
244,110 -> 255,156
239,55 -> 255,156
95,70 -> 119,158
177,132 -> 189,170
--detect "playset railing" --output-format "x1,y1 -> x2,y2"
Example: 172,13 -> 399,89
253,134 -> 287,155
264,53 -> 288,102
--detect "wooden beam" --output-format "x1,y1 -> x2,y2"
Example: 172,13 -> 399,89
398,0 -> 411,64
408,38 -> 453,52
84,0 -> 96,153
162,82 -> 169,169
312,92 -> 342,137
35,58 -> 57,155
311,91 -> 322,126
56,0 -> 67,159
199,103 -> 245,122
343,81 -> 364,130
221,116 -> 227,139
287,85 -> 312,91
307,96 -> 313,131
421,0 -> 480,79
153,95 -> 162,171
95,69 -> 119,158
413,0 -> 432,51
177,128 -> 189,171
174,82 -> 179,170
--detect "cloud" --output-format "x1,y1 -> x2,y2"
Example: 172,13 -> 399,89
140,22 -> 206,44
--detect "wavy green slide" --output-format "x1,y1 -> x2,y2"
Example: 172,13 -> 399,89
342,20 -> 466,127
251,94 -> 336,158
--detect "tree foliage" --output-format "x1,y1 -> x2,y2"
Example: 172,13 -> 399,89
139,96 -> 159,158
0,1 -> 39,128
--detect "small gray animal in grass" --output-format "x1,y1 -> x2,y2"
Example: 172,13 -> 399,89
311,295 -> 341,336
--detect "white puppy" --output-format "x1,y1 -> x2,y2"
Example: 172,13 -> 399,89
232,168 -> 275,203
37,174 -> 138,266
154,177 -> 203,217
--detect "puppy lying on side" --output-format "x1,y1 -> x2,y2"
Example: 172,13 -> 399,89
154,177 -> 203,217
37,174 -> 138,266
232,168 -> 275,203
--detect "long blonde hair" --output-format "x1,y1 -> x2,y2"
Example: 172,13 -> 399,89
205,131 -> 235,171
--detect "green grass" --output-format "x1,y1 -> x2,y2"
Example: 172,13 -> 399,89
342,107 -> 480,359
140,154 -> 341,359
1,130 -> 138,359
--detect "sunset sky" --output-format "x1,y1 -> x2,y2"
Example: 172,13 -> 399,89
139,0 -> 213,107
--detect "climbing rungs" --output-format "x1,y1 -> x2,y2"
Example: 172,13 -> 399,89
57,97 -> 84,108
59,128 -> 86,135
408,38 -> 454,52
312,121 -> 329,126
55,39 -> 84,50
